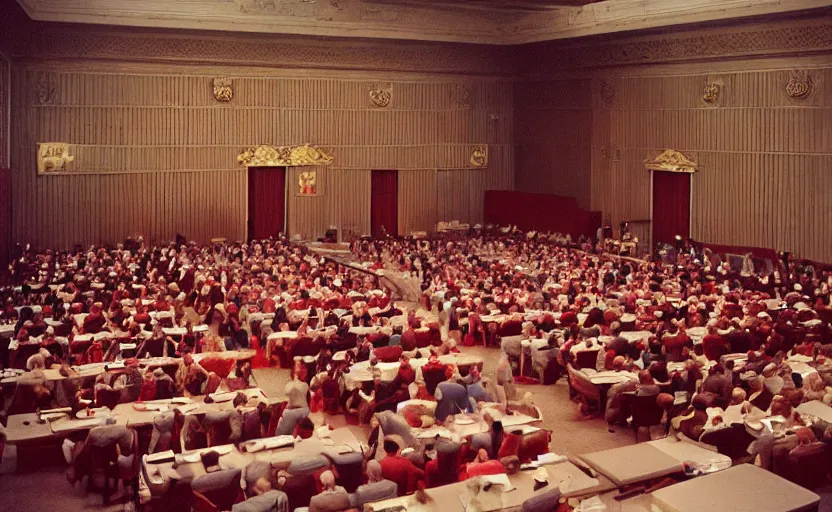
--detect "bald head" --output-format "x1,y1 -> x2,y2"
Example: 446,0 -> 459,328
366,460 -> 383,483
319,470 -> 336,490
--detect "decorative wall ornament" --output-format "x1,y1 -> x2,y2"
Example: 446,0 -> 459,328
786,70 -> 814,99
600,79 -> 615,108
213,78 -> 233,102
234,0 -> 276,13
613,148 -> 621,162
542,24 -> 832,70
644,149 -> 698,173
600,147 -> 609,160
453,83 -> 472,110
469,145 -> 488,167
37,142 -> 75,174
238,143 -> 334,167
702,82 -> 720,103
34,72 -> 56,104
298,170 -> 318,196
369,83 -> 393,108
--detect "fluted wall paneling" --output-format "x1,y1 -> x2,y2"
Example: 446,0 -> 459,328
589,66 -> 832,262
11,58 -> 514,248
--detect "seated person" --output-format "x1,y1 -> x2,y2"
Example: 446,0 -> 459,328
379,438 -> 424,497
425,440 -> 460,488
114,358 -> 143,403
309,470 -> 350,512
636,370 -> 660,397
353,460 -> 397,508
460,449 -> 505,480
435,375 -> 471,423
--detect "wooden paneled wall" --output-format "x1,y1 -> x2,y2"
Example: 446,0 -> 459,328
9,56 -> 513,248
515,15 -> 832,262
514,80 -> 593,209
593,68 -> 832,263
0,52 -> 7,168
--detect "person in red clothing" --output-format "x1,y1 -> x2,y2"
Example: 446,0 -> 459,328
460,449 -> 506,480
701,324 -> 728,361
662,321 -> 692,362
379,438 -> 424,496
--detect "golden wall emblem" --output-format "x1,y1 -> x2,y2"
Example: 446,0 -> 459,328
470,145 -> 488,167
369,83 -> 392,108
786,70 -> 813,99
238,143 -> 334,167
213,78 -> 233,102
644,149 -> 698,173
702,82 -> 720,103
37,143 -> 75,174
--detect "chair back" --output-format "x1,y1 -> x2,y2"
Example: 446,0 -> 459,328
331,451 -> 364,493
517,429 -> 551,463
631,394 -> 664,429
750,387 -> 774,412
191,468 -> 243,512
785,443 -> 831,490
700,424 -> 755,461
575,349 -> 600,370
567,365 -> 600,401
423,366 -> 447,396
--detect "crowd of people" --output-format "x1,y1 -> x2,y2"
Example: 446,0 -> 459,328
2,228 -> 832,509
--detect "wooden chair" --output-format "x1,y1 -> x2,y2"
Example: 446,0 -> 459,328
567,365 -> 601,415
631,394 -> 664,440
191,468 -> 244,512
700,424 -> 756,462
575,349 -> 600,370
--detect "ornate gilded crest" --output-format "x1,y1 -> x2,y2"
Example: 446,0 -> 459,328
786,70 -> 813,99
34,72 -> 56,105
37,142 -> 74,174
702,82 -> 720,103
238,143 -> 334,167
298,170 -> 318,196
369,83 -> 392,108
470,145 -> 488,168
453,83 -> 471,110
644,149 -> 698,173
213,78 -> 233,102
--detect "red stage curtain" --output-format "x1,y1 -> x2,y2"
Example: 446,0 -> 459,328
248,167 -> 285,241
371,170 -> 398,237
652,171 -> 691,245
0,168 -> 9,271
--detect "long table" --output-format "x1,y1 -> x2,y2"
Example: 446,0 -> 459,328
579,436 -> 731,487
367,460 -> 616,512
5,388 -> 271,445
651,464 -> 819,512
142,426 -> 365,498
342,352 -> 484,390
1,349 -> 256,385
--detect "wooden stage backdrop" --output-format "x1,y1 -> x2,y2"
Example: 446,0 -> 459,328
4,17 -> 514,249
516,13 -> 832,263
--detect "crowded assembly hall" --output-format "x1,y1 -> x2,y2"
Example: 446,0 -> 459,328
1,1 -> 832,512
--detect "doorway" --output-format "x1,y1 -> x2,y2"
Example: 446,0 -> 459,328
371,170 -> 398,238
651,171 -> 691,245
247,166 -> 286,241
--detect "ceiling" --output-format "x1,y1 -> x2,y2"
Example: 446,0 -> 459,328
364,0 -> 603,11
14,0 -> 832,45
